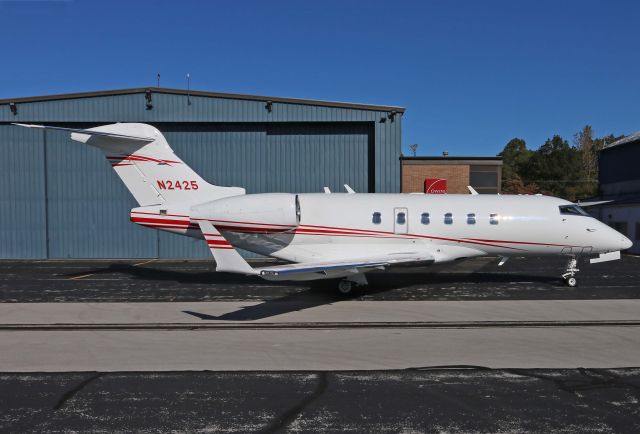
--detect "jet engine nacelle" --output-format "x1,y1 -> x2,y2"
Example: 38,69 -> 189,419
191,193 -> 299,233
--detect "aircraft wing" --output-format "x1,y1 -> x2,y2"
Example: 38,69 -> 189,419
195,219 -> 485,280
257,251 -> 436,280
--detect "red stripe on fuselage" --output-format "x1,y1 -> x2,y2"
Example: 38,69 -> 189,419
130,214 -> 551,251
131,211 -> 191,218
131,216 -> 190,226
463,238 -> 576,248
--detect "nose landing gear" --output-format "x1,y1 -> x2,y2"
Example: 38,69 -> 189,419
562,256 -> 579,287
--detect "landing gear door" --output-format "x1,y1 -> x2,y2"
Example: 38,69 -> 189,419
394,208 -> 408,234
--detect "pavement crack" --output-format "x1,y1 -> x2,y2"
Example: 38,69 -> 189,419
257,372 -> 328,434
506,368 -> 639,395
406,364 -> 492,371
53,372 -> 103,410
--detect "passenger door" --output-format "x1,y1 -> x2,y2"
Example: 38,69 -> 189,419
394,208 -> 408,234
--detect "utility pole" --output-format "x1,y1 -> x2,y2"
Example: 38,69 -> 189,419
186,73 -> 191,105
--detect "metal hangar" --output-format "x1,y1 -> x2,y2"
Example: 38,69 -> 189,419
0,88 -> 404,258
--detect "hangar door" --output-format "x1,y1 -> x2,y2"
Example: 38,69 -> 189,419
33,122 -> 372,259
159,122 -> 373,258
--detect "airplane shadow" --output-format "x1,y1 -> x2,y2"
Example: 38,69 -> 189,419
60,261 -> 562,321
179,272 -> 560,321
60,262 -> 292,285
181,282 -> 381,321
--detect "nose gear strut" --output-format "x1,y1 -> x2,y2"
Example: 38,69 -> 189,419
561,255 -> 579,287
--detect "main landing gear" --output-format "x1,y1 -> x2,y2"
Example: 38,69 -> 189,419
337,274 -> 368,295
562,256 -> 579,287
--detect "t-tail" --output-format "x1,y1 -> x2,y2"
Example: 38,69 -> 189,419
13,122 -> 244,236
12,122 -> 244,207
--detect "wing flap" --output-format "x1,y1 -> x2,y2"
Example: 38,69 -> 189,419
257,252 -> 435,278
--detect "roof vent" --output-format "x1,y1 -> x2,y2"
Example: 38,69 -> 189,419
442,151 -> 449,157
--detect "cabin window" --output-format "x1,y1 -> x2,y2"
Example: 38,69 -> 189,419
372,212 -> 382,224
490,213 -> 499,225
444,213 -> 453,224
421,212 -> 430,224
396,212 -> 406,225
467,213 -> 476,224
559,204 -> 590,217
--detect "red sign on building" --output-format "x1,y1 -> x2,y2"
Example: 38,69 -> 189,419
424,178 -> 447,194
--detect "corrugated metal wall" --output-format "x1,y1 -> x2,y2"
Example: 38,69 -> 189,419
0,125 -> 47,258
0,91 -> 402,258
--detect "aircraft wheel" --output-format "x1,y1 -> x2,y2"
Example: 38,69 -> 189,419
564,276 -> 577,287
337,279 -> 354,295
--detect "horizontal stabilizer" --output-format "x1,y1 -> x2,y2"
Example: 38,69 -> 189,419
12,123 -> 155,143
12,122 -> 245,207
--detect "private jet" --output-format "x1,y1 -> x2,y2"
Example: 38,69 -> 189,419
13,123 -> 632,294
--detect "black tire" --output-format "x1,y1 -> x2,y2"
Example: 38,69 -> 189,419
565,277 -> 577,287
337,280 -> 353,295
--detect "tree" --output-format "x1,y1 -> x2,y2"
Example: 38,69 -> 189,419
498,129 -> 625,200
574,125 -> 596,181
573,127 -> 625,197
499,138 -> 531,182
519,135 -> 583,200
502,174 -> 541,195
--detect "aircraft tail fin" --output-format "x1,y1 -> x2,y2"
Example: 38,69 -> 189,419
13,123 -> 245,206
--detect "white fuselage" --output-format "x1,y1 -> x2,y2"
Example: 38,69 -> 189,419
132,193 -> 631,263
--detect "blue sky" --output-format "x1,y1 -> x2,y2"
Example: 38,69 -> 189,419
1,0 -> 638,156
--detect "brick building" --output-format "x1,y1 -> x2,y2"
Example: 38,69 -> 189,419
401,156 -> 502,194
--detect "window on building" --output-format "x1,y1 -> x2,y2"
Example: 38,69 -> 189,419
469,165 -> 500,194
444,213 -> 453,224
421,212 -> 430,224
372,212 -> 381,224
490,213 -> 499,225
467,213 -> 476,224
396,212 -> 406,225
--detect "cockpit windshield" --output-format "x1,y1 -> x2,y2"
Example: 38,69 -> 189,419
559,204 -> 591,217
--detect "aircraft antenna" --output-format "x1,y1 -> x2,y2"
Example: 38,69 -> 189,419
409,144 -> 418,156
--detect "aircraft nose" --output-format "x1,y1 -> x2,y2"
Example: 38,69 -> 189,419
622,235 -> 633,250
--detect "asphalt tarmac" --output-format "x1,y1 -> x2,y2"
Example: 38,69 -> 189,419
2,369 -> 639,433
1,256 -> 639,432
1,255 -> 639,303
